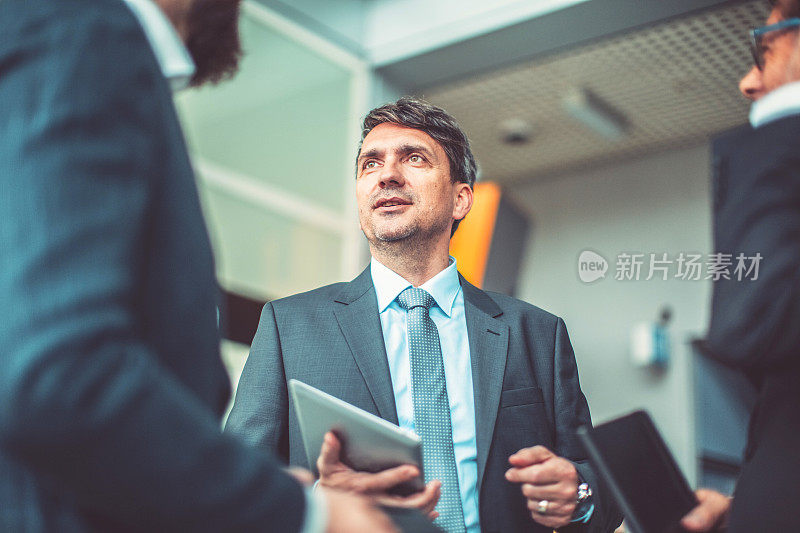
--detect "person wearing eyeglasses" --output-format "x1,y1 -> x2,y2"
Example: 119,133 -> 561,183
680,1 -> 800,532
740,6 -> 800,101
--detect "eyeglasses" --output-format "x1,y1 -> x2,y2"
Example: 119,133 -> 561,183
749,17 -> 800,70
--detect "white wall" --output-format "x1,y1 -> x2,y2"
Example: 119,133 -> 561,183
256,0 -> 367,56
258,0 -> 590,67
364,0 -> 589,65
177,2 -> 370,301
510,144 -> 713,483
175,4 -> 371,396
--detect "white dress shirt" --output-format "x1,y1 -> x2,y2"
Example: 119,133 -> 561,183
750,80 -> 800,128
121,0 -> 195,92
119,2 -> 326,531
371,257 -> 481,532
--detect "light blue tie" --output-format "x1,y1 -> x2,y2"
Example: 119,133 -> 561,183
397,287 -> 466,533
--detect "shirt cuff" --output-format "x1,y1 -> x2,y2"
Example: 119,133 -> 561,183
300,486 -> 328,533
571,502 -> 594,524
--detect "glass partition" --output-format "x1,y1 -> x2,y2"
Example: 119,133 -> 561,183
176,2 -> 366,300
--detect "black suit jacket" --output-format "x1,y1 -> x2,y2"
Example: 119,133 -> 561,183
227,267 -> 622,533
0,0 -> 304,530
701,115 -> 800,532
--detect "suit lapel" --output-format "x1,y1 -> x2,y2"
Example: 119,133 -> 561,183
461,276 -> 509,493
333,267 -> 398,424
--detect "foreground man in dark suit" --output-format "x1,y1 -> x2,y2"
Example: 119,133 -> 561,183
682,0 -> 800,531
227,98 -> 621,533
0,0 -> 395,531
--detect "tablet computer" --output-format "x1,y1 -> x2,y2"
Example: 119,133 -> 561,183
577,410 -> 698,533
289,379 -> 425,495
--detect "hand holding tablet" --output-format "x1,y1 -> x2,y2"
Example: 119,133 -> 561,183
289,380 -> 441,521
317,431 -> 441,520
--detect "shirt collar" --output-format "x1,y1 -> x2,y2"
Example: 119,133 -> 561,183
749,80 -> 800,128
370,257 -> 461,317
122,0 -> 195,92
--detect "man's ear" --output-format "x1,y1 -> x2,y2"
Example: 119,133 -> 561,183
786,34 -> 800,83
453,183 -> 473,222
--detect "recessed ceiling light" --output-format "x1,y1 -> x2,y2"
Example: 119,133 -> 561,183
499,118 -> 534,145
562,88 -> 629,140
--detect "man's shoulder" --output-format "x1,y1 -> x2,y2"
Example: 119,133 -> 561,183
715,114 -> 800,155
753,113 -> 800,143
268,281 -> 352,310
1,0 -> 161,107
2,0 -> 138,37
478,288 -> 561,327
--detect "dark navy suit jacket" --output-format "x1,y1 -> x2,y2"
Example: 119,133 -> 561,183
227,268 -> 622,533
700,115 -> 800,533
0,0 -> 304,530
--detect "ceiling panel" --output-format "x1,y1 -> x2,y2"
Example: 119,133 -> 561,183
422,0 -> 768,184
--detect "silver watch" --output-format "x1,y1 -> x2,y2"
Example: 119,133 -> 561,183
577,482 -> 592,504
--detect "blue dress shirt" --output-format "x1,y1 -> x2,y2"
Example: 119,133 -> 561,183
371,257 -> 481,532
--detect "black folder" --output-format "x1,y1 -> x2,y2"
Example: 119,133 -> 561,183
577,410 -> 698,533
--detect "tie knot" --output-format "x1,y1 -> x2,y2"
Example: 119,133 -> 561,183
396,287 -> 435,311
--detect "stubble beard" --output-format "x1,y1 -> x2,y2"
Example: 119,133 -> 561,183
366,211 -> 452,262
363,188 -> 420,246
372,218 -> 419,243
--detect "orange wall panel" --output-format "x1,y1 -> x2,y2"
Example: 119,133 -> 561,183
449,182 -> 502,288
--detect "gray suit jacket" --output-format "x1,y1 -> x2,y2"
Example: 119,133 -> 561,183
227,267 -> 622,533
0,0 -> 304,530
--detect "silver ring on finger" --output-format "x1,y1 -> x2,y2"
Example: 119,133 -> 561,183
536,499 -> 549,515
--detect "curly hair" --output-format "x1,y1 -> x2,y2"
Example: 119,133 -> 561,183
359,97 -> 478,235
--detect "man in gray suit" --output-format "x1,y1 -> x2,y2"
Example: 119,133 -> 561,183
0,0 -> 394,531
227,98 -> 621,533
